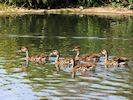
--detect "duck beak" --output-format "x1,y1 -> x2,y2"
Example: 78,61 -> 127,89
49,53 -> 53,56
98,52 -> 102,56
70,49 -> 75,52
16,50 -> 22,53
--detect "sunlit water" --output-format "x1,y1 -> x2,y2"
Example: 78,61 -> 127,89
0,14 -> 133,99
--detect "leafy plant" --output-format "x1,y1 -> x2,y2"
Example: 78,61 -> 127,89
0,0 -> 132,9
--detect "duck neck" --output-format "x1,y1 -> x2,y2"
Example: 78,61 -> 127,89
75,50 -> 80,59
104,52 -> 108,62
25,51 -> 29,60
71,58 -> 75,68
55,53 -> 60,63
25,50 -> 29,65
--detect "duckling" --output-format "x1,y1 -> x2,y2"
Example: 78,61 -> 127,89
72,46 -> 100,63
19,46 -> 49,65
50,49 -> 96,77
112,57 -> 129,65
50,50 -> 74,71
101,49 -> 128,66
72,62 -> 96,78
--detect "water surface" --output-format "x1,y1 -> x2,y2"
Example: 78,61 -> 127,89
0,14 -> 133,99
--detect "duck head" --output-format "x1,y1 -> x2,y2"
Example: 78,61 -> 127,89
50,50 -> 59,56
72,46 -> 80,52
20,46 -> 28,52
101,49 -> 107,55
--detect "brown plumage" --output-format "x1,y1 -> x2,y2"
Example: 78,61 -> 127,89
112,57 -> 129,65
50,49 -> 96,77
101,49 -> 119,66
72,62 -> 96,78
20,46 -> 49,65
50,50 -> 74,71
72,46 -> 100,63
101,49 -> 128,66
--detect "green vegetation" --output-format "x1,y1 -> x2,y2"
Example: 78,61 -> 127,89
0,14 -> 133,55
0,0 -> 133,9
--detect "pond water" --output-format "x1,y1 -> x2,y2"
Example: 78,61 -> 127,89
0,14 -> 133,100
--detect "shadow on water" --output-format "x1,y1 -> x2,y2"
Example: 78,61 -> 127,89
0,14 -> 133,99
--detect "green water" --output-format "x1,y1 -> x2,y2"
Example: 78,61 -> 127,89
0,14 -> 133,99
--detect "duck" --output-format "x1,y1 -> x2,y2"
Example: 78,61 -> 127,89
19,46 -> 49,65
101,49 -> 128,66
112,57 -> 129,65
50,50 -> 74,71
50,49 -> 96,77
71,62 -> 96,78
72,46 -> 100,63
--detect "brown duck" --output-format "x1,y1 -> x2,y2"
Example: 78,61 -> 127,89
50,50 -> 74,71
71,62 -> 96,78
101,49 -> 128,66
72,46 -> 100,63
19,46 -> 49,65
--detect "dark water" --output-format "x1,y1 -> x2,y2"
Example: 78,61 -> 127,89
0,14 -> 133,99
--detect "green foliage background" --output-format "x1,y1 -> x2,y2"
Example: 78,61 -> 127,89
0,0 -> 133,9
